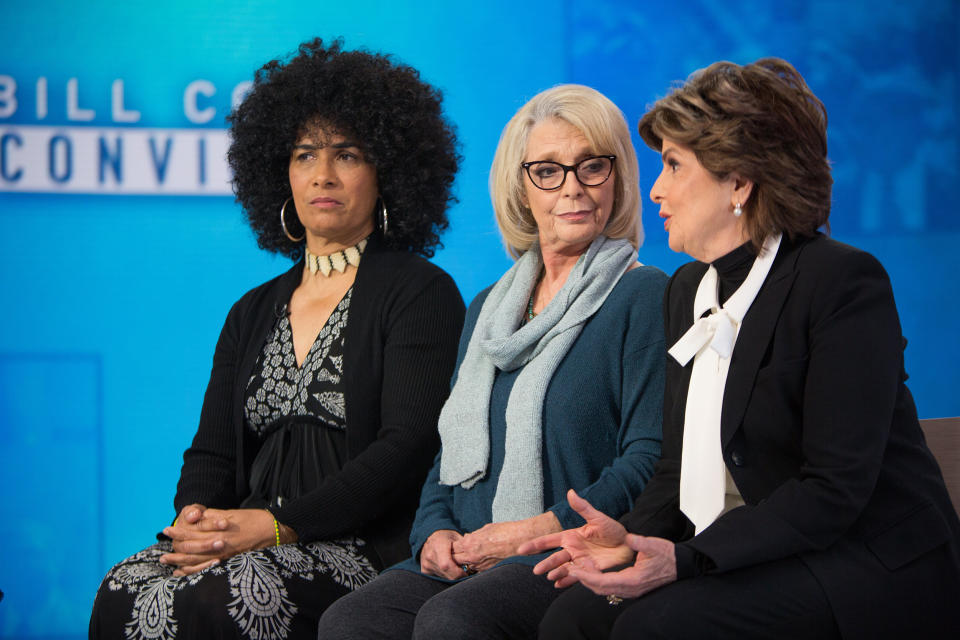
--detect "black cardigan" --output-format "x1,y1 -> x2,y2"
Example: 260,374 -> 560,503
173,236 -> 465,566
622,234 -> 960,638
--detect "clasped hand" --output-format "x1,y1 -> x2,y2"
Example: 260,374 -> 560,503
517,489 -> 678,599
159,504 -> 278,576
419,512 -> 561,580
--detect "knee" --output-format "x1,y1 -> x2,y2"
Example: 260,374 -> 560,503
173,577 -> 233,629
538,600 -> 583,639
89,581 -> 118,639
317,590 -> 364,639
412,594 -> 470,640
608,600 -> 687,640
537,585 -> 622,640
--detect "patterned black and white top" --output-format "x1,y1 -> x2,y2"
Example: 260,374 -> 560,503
245,288 -> 352,434
240,288 -> 354,510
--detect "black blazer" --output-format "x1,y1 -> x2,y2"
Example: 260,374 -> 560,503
174,235 -> 465,567
622,234 -> 960,638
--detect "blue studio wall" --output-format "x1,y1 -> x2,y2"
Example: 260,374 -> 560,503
0,1 -> 957,636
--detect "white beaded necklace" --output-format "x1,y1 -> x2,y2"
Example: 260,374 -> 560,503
304,237 -> 368,276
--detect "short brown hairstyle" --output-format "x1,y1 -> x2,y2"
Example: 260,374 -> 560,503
638,57 -> 832,249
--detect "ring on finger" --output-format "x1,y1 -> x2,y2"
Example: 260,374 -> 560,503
606,594 -> 624,606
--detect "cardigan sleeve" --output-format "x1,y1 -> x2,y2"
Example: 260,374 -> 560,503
407,288 -> 486,559
683,247 -> 907,572
548,268 -> 667,529
172,296 -> 248,514
408,451 -> 462,559
271,269 -> 465,542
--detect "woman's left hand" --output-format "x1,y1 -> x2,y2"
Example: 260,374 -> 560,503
451,512 -> 561,573
160,508 -> 287,576
565,534 -> 678,599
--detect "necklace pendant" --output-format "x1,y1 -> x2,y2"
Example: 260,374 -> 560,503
305,237 -> 368,277
319,257 -> 333,276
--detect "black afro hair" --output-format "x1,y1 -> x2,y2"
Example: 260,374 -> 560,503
227,37 -> 460,259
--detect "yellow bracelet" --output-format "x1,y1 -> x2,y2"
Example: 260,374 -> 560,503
173,517 -> 179,527
274,518 -> 281,547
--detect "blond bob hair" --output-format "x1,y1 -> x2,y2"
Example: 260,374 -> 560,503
638,58 -> 832,250
490,84 -> 642,259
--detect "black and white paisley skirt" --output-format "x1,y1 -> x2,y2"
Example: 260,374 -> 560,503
90,536 -> 378,639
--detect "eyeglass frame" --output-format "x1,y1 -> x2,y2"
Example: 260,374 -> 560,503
520,155 -> 617,191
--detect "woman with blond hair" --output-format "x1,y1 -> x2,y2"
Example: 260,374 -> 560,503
319,84 -> 667,639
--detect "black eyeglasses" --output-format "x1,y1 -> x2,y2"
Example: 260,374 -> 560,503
521,155 -> 616,191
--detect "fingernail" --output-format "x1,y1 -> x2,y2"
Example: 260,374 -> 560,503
213,540 -> 224,550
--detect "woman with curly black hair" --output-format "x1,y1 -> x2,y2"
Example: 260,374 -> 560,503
90,38 -> 465,640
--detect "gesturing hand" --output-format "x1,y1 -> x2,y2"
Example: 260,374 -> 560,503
517,489 -> 635,588
567,534 -> 678,599
420,529 -> 465,580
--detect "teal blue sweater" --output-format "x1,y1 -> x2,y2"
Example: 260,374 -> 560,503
392,265 -> 667,577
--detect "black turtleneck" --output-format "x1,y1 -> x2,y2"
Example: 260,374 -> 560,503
713,242 -> 757,306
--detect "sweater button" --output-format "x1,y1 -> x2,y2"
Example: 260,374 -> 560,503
731,451 -> 744,466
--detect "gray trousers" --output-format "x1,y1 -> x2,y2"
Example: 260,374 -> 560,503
317,564 -> 562,639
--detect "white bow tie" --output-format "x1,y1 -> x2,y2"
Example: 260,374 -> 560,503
673,234 -> 782,535
669,307 -> 738,366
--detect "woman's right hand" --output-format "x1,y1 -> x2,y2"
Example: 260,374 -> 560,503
420,529 -> 465,580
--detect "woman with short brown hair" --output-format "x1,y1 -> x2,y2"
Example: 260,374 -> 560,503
525,58 -> 960,639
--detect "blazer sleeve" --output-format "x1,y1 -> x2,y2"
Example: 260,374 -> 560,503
173,296 -> 248,514
271,270 -> 465,542
685,247 -> 906,572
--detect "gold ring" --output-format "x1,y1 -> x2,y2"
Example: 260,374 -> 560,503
606,594 -> 624,606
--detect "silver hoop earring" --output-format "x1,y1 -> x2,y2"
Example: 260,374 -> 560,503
280,198 -> 304,242
379,198 -> 389,236
733,202 -> 743,218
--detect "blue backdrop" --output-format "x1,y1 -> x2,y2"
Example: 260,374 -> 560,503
1,1 -> 957,636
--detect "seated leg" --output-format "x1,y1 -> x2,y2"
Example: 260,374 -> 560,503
318,569 -> 447,639
540,555 -> 839,640
413,563 -> 561,640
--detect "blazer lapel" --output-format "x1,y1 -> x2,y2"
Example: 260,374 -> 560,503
720,237 -> 805,447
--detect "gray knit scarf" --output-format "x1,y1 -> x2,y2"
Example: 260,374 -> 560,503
438,234 -> 637,522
